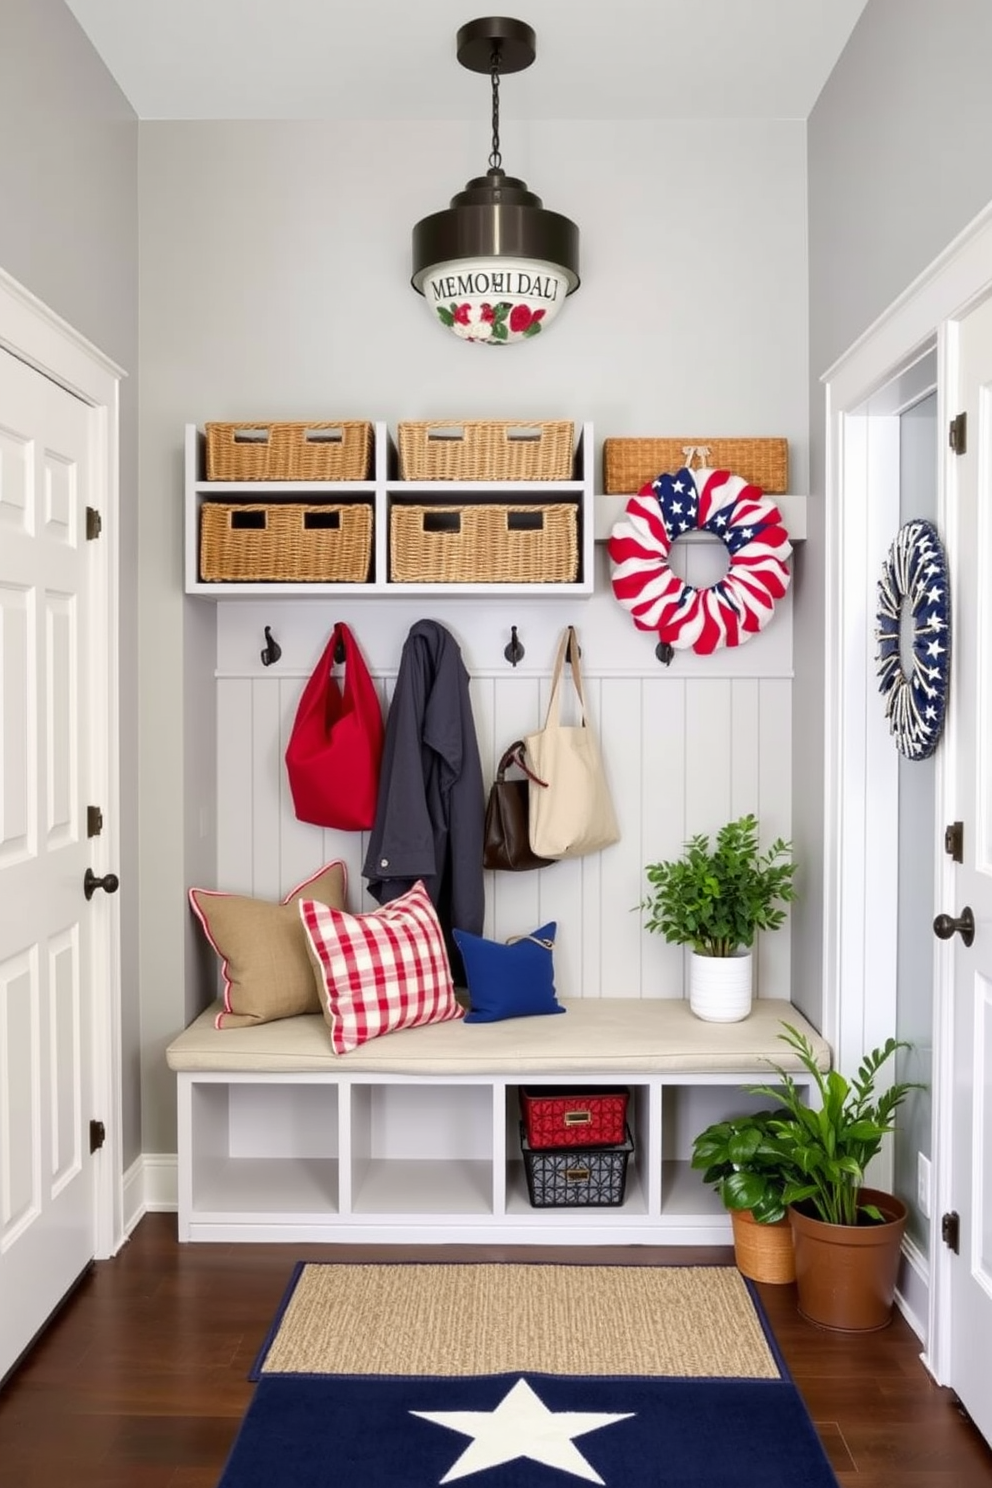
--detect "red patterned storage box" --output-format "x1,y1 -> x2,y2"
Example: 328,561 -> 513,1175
520,1087 -> 629,1150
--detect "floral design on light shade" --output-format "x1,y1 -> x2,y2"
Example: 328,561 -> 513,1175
436,301 -> 546,343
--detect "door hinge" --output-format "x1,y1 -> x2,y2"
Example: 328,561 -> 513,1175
944,821 -> 963,863
949,412 -> 967,454
87,805 -> 104,839
89,1119 -> 106,1154
85,506 -> 102,540
941,1210 -> 960,1253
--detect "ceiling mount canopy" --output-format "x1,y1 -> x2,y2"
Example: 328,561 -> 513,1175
411,16 -> 580,346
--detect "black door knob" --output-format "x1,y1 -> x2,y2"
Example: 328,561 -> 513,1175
933,906 -> 975,947
84,868 -> 120,902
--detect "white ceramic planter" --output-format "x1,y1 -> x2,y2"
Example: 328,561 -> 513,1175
689,950 -> 753,1022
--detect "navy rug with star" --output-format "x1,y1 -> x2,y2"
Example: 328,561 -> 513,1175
218,1262 -> 839,1487
216,1370 -> 838,1487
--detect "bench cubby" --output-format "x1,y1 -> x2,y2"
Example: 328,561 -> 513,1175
168,997 -> 829,1245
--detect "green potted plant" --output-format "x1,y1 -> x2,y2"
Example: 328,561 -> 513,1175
747,1022 -> 922,1331
641,814 -> 797,1021
691,1108 -> 801,1283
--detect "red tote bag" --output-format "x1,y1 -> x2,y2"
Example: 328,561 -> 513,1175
285,623 -> 384,830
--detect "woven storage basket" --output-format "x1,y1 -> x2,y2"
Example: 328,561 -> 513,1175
730,1209 -> 796,1284
520,1124 -> 634,1208
199,503 -> 373,582
603,437 -> 788,494
205,421 -> 373,481
398,420 -> 574,481
390,503 -> 578,584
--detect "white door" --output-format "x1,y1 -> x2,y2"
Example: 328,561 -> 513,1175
0,346 -> 108,1382
946,290 -> 992,1440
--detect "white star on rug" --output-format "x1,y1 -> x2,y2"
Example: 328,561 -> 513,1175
411,1376 -> 634,1484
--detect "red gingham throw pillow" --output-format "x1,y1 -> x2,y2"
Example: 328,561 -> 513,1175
299,881 -> 462,1054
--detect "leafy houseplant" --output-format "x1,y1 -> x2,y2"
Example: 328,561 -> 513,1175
641,815 -> 797,1020
691,1108 -> 802,1284
642,814 -> 797,957
746,1022 -> 924,1330
691,1109 -> 797,1225
747,1023 -> 920,1226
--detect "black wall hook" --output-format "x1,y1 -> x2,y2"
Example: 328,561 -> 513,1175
565,629 -> 581,666
260,626 -> 282,667
333,632 -> 347,666
504,625 -> 525,667
655,641 -> 674,666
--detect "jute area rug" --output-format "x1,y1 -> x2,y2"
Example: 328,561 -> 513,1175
217,1263 -> 839,1487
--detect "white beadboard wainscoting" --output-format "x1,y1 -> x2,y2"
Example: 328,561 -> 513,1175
204,564 -> 794,1009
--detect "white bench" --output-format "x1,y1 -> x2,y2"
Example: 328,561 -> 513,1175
166,997 -> 829,1245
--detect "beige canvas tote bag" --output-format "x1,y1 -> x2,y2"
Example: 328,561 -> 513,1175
524,626 -> 620,860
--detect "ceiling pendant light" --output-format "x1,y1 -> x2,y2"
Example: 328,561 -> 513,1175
411,16 -> 580,345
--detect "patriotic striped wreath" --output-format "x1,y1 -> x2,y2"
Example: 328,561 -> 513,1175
875,519 -> 951,760
608,467 -> 793,655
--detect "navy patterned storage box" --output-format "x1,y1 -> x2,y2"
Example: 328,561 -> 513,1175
520,1123 -> 633,1207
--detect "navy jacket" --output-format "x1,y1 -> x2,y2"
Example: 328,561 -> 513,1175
363,620 -> 485,982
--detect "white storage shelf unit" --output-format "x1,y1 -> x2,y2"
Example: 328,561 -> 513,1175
176,1068 -> 817,1245
184,421 -> 809,600
184,421 -> 597,598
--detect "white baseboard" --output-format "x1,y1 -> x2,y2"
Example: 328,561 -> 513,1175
123,1152 -> 177,1235
895,1235 -> 929,1345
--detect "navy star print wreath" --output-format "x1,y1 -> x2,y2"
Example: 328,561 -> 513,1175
875,519 -> 951,760
608,467 -> 793,654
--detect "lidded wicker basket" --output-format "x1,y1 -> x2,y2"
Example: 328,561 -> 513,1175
603,437 -> 788,494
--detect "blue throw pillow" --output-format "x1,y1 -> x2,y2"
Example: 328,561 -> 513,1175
453,923 -> 566,1024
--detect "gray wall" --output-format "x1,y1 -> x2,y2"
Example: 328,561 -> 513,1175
797,0 -> 992,1040
6,0 -> 991,1178
139,117 -> 809,1151
0,0 -> 141,1164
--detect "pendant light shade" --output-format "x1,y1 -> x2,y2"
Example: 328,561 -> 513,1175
411,18 -> 580,345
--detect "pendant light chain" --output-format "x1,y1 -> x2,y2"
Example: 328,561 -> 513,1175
488,45 -> 502,171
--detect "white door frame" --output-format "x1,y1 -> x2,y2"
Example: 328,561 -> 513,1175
823,199 -> 992,1383
0,265 -> 125,1259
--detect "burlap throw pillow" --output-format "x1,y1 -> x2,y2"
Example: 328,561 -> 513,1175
189,861 -> 347,1028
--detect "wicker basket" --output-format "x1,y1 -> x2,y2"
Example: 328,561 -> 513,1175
398,420 -> 574,481
205,421 -> 373,481
199,503 -> 373,582
390,503 -> 578,584
730,1209 -> 796,1284
603,437 -> 788,494
521,1124 -> 634,1208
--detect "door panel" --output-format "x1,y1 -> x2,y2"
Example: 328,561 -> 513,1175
0,949 -> 40,1244
948,291 -> 992,1441
49,925 -> 82,1198
0,586 -> 32,864
0,347 -> 95,1383
46,594 -> 77,845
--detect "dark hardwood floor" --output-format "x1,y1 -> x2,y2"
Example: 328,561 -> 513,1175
1,1213 -> 990,1487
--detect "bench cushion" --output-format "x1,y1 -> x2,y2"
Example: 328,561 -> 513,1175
166,996 -> 830,1076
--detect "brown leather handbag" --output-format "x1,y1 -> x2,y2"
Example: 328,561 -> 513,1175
483,742 -> 553,872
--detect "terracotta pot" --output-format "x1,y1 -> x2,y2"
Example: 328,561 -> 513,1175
789,1186 -> 907,1332
731,1208 -> 795,1284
